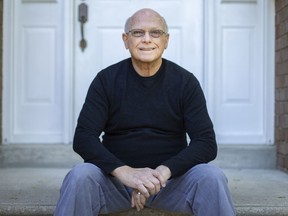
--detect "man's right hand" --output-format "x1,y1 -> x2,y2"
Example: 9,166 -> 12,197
111,165 -> 166,198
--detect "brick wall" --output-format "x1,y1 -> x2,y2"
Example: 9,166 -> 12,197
275,0 -> 288,172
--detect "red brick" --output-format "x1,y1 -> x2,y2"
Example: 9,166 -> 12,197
285,131 -> 288,143
285,75 -> 288,87
277,5 -> 288,24
275,115 -> 280,127
279,142 -> 288,155
275,88 -> 287,101
276,0 -> 288,12
280,115 -> 288,128
285,157 -> 288,168
276,75 -> 285,88
277,155 -> 285,168
276,61 -> 288,76
284,101 -> 288,112
275,127 -> 284,141
281,49 -> 288,63
276,34 -> 288,50
276,102 -> 285,114
276,20 -> 288,37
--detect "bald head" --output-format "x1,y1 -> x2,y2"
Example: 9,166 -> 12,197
124,8 -> 168,33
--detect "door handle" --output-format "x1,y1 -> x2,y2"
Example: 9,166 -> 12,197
79,3 -> 88,51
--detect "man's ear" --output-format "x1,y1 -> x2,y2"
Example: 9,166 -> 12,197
122,33 -> 129,49
164,33 -> 170,49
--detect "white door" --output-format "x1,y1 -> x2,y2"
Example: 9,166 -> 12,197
3,0 -> 72,144
205,0 -> 274,144
73,0 -> 205,124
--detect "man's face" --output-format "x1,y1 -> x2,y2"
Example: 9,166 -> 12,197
122,11 -> 169,65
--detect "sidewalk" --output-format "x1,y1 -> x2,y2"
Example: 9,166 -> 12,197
0,144 -> 287,216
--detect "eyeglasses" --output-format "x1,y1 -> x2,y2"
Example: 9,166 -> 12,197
126,29 -> 167,38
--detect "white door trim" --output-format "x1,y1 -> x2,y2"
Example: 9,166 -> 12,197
62,0 -> 74,144
263,0 -> 275,144
2,0 -> 14,144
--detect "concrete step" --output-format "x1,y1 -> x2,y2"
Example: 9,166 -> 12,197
0,168 -> 288,216
0,144 -> 277,169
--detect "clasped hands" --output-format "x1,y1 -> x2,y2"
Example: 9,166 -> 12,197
111,165 -> 171,211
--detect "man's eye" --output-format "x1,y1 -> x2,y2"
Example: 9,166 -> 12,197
150,30 -> 162,37
132,30 -> 144,37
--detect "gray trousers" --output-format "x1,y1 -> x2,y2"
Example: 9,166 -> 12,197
54,163 -> 235,216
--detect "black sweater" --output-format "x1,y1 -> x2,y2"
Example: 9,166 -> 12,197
73,58 -> 217,177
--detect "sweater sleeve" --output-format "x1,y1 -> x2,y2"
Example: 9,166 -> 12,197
73,74 -> 125,174
162,75 -> 217,177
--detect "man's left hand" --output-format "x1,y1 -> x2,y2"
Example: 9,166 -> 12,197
130,165 -> 171,211
131,190 -> 146,211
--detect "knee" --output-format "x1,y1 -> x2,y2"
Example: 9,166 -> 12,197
191,164 -> 228,186
65,163 -> 104,186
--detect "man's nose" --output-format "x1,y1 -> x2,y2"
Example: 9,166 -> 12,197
142,31 -> 152,42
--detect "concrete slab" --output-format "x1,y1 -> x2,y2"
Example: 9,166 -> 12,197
226,169 -> 288,216
0,168 -> 66,207
0,144 -> 277,169
0,168 -> 288,216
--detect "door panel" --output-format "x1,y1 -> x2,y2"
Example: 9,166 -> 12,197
206,0 -> 274,144
4,0 -> 67,143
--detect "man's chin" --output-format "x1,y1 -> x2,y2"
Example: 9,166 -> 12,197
134,56 -> 161,64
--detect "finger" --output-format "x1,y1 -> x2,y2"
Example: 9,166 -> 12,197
131,191 -> 143,211
136,184 -> 150,198
141,168 -> 162,186
154,182 -> 161,194
142,178 -> 162,195
131,190 -> 141,208
136,200 -> 143,211
140,194 -> 146,207
152,171 -> 166,187
143,181 -> 157,195
131,194 -> 135,208
135,197 -> 141,211
148,177 -> 162,194
142,174 -> 163,195
135,192 -> 144,211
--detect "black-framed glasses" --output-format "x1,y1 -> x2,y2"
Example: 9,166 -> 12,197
127,29 -> 167,38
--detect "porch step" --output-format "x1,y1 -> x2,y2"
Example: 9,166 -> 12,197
0,144 -> 287,216
0,144 -> 277,169
0,168 -> 288,216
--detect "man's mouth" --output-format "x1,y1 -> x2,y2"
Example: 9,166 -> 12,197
139,47 -> 156,51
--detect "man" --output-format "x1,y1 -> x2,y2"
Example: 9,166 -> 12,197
54,8 -> 236,216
